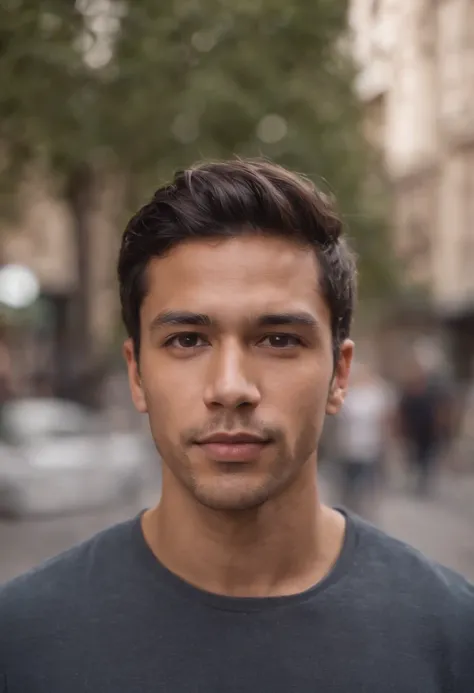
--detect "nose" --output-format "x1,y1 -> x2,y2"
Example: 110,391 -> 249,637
203,342 -> 261,411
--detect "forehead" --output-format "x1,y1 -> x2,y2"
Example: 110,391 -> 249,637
141,235 -> 329,322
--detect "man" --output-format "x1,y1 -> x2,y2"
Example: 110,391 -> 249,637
0,160 -> 473,692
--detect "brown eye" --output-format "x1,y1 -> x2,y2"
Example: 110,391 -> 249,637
259,334 -> 302,348
166,333 -> 207,348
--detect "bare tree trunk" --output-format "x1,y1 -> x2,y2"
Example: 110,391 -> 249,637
64,165 -> 103,408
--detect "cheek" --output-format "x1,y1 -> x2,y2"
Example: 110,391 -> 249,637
141,361 -> 203,429
143,384 -> 184,458
263,361 -> 331,421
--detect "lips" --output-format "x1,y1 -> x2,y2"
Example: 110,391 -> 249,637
195,433 -> 270,462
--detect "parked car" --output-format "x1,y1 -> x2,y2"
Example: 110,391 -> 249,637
0,398 -> 149,517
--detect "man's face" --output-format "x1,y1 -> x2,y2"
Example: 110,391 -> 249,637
125,234 -> 352,511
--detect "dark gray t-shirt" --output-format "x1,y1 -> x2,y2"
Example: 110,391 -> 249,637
1,511 -> 473,692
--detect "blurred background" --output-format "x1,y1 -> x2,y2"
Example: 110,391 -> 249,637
0,0 -> 473,583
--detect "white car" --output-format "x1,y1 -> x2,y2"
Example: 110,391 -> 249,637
0,398 -> 150,517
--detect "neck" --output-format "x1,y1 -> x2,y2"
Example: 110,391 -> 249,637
141,460 -> 345,598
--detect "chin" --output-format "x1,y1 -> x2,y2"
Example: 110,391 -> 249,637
192,478 -> 276,512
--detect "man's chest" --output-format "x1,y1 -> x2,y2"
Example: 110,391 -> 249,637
7,617 -> 447,693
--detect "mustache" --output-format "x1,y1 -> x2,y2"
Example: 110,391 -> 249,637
183,418 -> 281,444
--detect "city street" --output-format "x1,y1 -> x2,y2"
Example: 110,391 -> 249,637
1,465 -> 473,584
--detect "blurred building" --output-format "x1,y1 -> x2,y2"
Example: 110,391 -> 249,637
0,173 -> 120,401
350,0 -> 474,382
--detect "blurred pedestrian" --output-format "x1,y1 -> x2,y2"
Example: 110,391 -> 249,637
396,362 -> 448,495
0,160 -> 473,692
336,363 -> 393,519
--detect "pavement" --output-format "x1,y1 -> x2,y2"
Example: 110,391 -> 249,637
1,463 -> 473,585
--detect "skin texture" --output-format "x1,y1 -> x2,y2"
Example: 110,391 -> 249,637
124,234 -> 353,597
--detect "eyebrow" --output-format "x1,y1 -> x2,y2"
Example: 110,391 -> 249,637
256,312 -> 318,328
149,310 -> 319,331
150,311 -> 212,330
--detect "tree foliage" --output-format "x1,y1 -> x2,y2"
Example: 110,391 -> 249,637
0,0 -> 395,296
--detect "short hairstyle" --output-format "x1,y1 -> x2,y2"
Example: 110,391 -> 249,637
118,159 -> 357,360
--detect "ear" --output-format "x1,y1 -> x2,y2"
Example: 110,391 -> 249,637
326,340 -> 354,416
123,338 -> 147,413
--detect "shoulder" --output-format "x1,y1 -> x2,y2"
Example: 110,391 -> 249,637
0,518 -> 137,656
351,515 -> 474,683
353,515 -> 474,605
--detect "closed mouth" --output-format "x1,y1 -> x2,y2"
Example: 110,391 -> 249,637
196,432 -> 269,445
194,433 -> 271,463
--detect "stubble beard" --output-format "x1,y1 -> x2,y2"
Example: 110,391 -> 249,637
158,420 -> 319,513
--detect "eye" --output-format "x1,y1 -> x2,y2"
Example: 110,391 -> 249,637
165,332 -> 208,349
258,334 -> 302,348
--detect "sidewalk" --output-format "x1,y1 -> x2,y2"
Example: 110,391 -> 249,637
434,471 -> 474,522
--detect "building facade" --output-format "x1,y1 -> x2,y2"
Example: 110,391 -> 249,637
350,0 -> 474,380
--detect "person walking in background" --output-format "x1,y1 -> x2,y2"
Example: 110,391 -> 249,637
336,362 -> 394,519
397,362 -> 449,495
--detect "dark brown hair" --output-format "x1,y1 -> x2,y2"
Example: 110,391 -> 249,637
118,159 -> 357,360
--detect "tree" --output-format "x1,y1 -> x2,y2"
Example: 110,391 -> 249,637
0,0 -> 394,402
